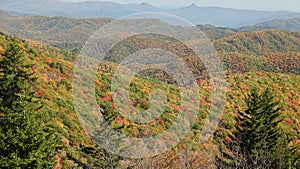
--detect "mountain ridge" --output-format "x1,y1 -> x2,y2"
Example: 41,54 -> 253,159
1,0 -> 300,27
1,11 -> 300,54
239,17 -> 300,32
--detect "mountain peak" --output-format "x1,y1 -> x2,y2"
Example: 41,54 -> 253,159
182,3 -> 199,9
141,2 -> 149,5
189,3 -> 198,7
139,2 -> 153,7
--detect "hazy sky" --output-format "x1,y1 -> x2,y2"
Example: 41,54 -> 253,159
64,0 -> 300,12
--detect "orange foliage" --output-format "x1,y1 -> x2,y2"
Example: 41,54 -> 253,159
0,45 -> 5,54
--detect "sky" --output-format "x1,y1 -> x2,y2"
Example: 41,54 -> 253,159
63,0 -> 300,12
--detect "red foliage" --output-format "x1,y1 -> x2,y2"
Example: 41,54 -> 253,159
199,101 -> 207,106
237,120 -> 242,125
73,141 -> 80,147
292,138 -> 297,144
131,100 -> 137,105
198,79 -> 204,85
285,119 -> 293,125
115,115 -> 123,123
169,103 -> 180,111
111,102 -> 117,109
101,96 -> 111,101
139,98 -> 147,103
31,65 -> 37,71
36,90 -> 43,97
225,136 -> 232,143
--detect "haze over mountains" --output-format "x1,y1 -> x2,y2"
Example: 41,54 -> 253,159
1,0 -> 300,27
1,9 -> 300,53
1,1 -> 300,168
238,17 -> 300,32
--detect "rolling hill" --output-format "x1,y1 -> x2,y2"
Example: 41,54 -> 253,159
0,0 -> 300,27
214,30 -> 300,55
196,18 -> 300,40
0,30 -> 299,167
238,17 -> 300,32
2,12 -> 300,54
0,11 -> 113,52
0,5 -> 300,167
1,11 -> 300,77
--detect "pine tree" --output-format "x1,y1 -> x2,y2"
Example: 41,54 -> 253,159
215,88 -> 284,168
0,38 -> 56,168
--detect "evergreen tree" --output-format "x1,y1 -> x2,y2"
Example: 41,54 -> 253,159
0,38 -> 56,168
215,88 -> 285,168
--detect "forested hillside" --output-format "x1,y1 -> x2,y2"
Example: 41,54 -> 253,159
239,17 -> 300,32
214,30 -> 300,55
214,30 -> 300,75
0,12 -> 113,53
1,12 -> 300,54
0,6 -> 300,167
0,33 -> 123,168
0,26 -> 299,167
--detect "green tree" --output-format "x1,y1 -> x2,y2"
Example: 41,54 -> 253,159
0,38 -> 56,168
215,88 -> 294,168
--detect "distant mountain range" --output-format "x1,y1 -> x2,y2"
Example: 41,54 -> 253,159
0,10 -> 112,52
196,17 -> 300,40
1,9 -> 300,53
1,0 -> 300,27
238,17 -> 300,32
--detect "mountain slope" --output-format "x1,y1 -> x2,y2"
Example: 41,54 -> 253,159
214,30 -> 300,55
196,24 -> 236,40
0,0 -> 300,27
0,27 -> 300,167
2,12 -> 300,54
0,12 -> 113,52
197,18 -> 300,40
1,13 -> 299,76
168,5 -> 300,27
0,33 -> 120,168
238,17 -> 300,32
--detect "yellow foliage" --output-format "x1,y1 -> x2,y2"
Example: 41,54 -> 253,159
56,120 -> 64,128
